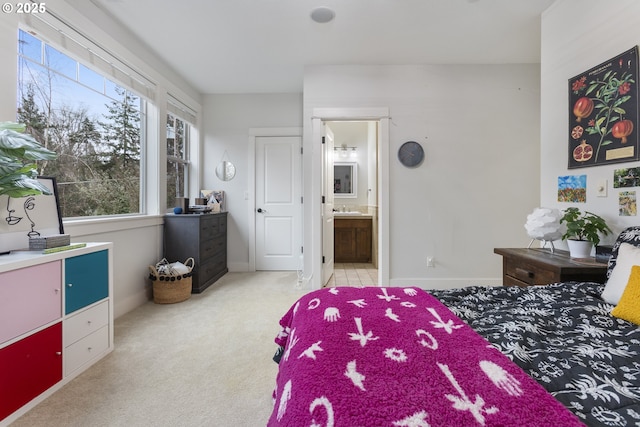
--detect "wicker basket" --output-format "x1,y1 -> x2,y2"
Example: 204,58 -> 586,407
149,258 -> 194,304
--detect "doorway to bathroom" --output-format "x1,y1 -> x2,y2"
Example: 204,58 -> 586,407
324,120 -> 379,287
311,107 -> 389,290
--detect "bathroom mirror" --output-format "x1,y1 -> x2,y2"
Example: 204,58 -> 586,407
334,162 -> 357,198
215,160 -> 236,181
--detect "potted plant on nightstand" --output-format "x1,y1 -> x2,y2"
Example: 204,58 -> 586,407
560,207 -> 612,258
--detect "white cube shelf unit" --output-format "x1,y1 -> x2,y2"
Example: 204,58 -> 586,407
0,242 -> 114,426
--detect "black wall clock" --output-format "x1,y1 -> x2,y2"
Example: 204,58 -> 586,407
398,141 -> 424,167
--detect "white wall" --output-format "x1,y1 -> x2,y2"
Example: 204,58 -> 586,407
0,13 -> 18,120
202,94 -> 303,271
304,65 -> 542,288
541,0 -> 640,245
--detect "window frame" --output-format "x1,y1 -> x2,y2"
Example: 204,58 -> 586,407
17,26 -> 149,219
166,112 -> 191,211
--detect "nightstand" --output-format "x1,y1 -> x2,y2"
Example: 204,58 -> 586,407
494,248 -> 608,287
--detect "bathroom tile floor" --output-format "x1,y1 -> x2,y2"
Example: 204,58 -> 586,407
326,263 -> 378,287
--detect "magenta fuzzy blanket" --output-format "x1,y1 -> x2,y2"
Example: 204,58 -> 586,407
268,286 -> 585,427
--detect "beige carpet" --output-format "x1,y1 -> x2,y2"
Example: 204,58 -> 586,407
10,271 -> 306,427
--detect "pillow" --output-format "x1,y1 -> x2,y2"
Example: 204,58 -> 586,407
601,242 -> 640,305
611,265 -> 640,325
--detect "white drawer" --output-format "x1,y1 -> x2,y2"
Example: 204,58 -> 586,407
64,300 -> 109,347
64,325 -> 109,376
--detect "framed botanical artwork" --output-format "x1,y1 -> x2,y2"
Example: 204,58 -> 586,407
568,46 -> 640,168
0,176 -> 64,252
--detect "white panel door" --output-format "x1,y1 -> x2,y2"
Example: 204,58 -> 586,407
256,136 -> 302,270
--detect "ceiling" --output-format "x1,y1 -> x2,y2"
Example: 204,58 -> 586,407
84,0 -> 556,94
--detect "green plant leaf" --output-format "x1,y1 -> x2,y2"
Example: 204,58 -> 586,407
0,122 -> 26,133
561,208 -> 611,245
613,96 -> 631,108
0,122 -> 58,198
0,176 -> 52,197
0,130 -> 57,160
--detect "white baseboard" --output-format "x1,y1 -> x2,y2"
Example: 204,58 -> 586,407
389,278 -> 502,289
228,262 -> 250,272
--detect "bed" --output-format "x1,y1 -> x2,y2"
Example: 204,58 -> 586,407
268,226 -> 640,427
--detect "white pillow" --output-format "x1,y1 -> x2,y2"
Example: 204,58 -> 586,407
601,242 -> 640,304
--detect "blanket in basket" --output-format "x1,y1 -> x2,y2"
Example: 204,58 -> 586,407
268,286 -> 584,427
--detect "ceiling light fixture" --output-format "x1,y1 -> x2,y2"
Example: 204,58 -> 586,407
310,7 -> 335,24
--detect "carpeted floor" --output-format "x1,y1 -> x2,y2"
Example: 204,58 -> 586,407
9,271 -> 306,427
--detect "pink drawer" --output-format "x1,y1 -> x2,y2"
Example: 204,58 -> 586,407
0,261 -> 62,344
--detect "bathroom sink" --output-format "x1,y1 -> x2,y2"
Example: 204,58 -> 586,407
334,211 -> 364,216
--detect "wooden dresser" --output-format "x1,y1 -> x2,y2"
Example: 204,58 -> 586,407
494,247 -> 608,287
163,212 -> 228,293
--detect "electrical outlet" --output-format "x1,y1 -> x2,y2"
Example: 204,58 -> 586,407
427,257 -> 435,268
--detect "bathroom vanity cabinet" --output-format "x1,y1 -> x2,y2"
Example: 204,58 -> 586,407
0,243 -> 113,426
334,217 -> 372,263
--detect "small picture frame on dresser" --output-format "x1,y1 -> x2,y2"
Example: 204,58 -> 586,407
0,176 -> 64,253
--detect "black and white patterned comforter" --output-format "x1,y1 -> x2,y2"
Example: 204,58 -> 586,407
430,282 -> 640,427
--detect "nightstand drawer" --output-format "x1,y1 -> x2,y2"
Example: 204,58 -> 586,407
495,248 -> 608,287
505,259 -> 558,285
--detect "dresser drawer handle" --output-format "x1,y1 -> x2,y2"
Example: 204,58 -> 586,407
515,268 -> 534,279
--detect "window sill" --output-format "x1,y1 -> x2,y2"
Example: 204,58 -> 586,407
63,214 -> 164,238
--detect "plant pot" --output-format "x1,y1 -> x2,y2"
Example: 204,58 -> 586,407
567,239 -> 593,258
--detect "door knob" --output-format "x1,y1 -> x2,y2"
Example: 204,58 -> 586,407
257,208 -> 267,213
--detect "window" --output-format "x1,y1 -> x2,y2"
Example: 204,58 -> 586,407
17,29 -> 146,218
166,113 -> 190,211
